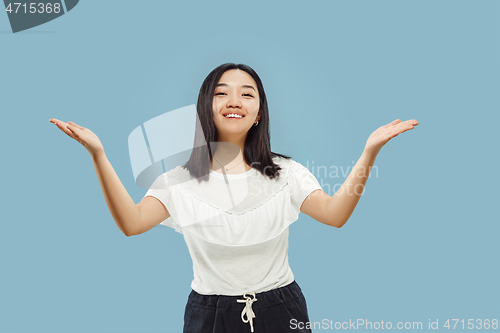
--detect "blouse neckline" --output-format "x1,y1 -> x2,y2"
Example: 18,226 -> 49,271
209,167 -> 257,179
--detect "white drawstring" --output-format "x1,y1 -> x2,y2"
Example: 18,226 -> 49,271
237,292 -> 258,332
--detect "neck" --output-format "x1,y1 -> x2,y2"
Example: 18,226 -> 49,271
216,131 -> 246,152
211,139 -> 247,172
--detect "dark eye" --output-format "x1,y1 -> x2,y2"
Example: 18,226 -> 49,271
215,92 -> 253,97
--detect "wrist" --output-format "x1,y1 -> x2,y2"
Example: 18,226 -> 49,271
362,147 -> 379,160
90,148 -> 106,161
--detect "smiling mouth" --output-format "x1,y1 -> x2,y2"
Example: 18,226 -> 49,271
223,114 -> 245,119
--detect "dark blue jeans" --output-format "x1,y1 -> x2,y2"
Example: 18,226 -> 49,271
183,280 -> 312,333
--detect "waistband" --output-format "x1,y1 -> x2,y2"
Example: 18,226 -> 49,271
187,280 -> 303,332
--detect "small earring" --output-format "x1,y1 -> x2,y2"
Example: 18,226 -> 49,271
254,120 -> 259,126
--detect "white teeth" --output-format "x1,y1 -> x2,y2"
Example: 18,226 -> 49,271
224,114 -> 243,118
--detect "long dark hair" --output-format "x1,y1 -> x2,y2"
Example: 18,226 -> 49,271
182,63 -> 291,183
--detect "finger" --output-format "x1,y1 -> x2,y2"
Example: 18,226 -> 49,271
50,118 -> 63,126
53,120 -> 68,131
67,124 -> 88,143
397,121 -> 416,129
67,121 -> 85,130
392,119 -> 416,130
384,119 -> 402,128
66,124 -> 81,137
400,119 -> 419,125
395,124 -> 416,135
67,125 -> 87,146
55,121 -> 79,141
51,119 -> 73,131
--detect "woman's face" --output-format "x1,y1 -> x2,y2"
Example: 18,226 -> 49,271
212,69 -> 261,138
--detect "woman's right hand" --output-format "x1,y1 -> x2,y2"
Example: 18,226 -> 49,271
49,118 -> 104,159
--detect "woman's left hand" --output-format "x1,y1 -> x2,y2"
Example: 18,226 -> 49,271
364,119 -> 419,156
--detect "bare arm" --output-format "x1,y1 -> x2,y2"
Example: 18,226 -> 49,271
92,151 -> 172,236
90,151 -> 140,236
301,118 -> 418,228
323,150 -> 377,228
50,118 -> 170,236
299,151 -> 376,228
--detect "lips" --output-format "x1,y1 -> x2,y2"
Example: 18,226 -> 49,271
223,115 -> 244,120
222,111 -> 245,118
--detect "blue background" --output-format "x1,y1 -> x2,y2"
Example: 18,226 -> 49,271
1,0 -> 499,332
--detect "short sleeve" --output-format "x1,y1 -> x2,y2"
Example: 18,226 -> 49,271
142,173 -> 183,234
287,161 -> 323,213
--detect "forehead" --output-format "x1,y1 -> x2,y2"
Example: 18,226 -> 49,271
217,69 -> 257,89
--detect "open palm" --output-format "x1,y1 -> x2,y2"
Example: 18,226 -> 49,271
364,119 -> 419,155
49,118 -> 104,157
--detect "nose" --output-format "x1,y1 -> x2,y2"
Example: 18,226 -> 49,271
226,93 -> 242,109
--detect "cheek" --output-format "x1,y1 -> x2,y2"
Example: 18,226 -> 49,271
243,99 -> 259,110
212,101 -> 218,116
212,103 -> 222,121
213,99 -> 222,112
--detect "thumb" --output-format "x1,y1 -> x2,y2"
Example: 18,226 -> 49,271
385,119 -> 402,127
67,125 -> 87,146
67,121 -> 84,130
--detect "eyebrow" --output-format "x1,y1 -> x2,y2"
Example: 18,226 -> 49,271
216,83 -> 257,92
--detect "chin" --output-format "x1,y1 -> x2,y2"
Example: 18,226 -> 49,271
217,128 -> 250,136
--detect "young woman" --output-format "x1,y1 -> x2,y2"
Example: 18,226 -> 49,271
49,63 -> 418,333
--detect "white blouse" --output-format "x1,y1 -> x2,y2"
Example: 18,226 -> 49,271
143,155 -> 322,296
